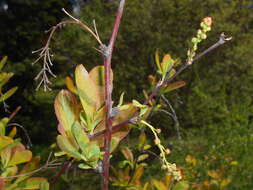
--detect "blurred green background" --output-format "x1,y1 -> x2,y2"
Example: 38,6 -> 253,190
0,0 -> 252,189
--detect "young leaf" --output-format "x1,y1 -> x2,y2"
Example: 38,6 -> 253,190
152,179 -> 167,190
163,81 -> 186,93
56,135 -> 83,160
75,64 -> 100,118
54,90 -> 80,134
65,76 -> 77,94
71,121 -> 89,154
0,87 -> 18,102
8,150 -> 32,167
121,147 -> 133,163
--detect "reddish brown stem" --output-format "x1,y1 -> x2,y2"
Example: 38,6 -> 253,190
102,0 -> 125,190
9,106 -> 21,120
51,161 -> 72,185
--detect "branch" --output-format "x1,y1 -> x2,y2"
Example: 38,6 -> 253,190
33,9 -> 104,91
90,33 -> 232,140
102,0 -> 125,190
51,161 -> 72,185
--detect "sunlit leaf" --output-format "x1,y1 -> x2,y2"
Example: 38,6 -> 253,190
0,136 -> 13,151
65,76 -> 77,94
163,81 -> 186,93
207,170 -> 220,179
54,90 -> 80,137
75,64 -> 100,118
0,117 -> 9,136
8,150 -> 32,167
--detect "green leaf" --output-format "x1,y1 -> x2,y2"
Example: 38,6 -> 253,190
0,117 -> 9,136
75,64 -> 100,118
117,92 -> 125,107
0,87 -> 18,102
78,163 -> 93,169
132,100 -> 146,108
54,90 -> 79,135
71,121 -> 89,154
110,137 -> 120,153
0,73 -> 14,89
173,181 -> 189,190
56,135 -> 83,160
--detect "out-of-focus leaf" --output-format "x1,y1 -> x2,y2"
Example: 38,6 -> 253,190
65,76 -> 77,94
155,50 -> 162,73
75,64 -> 100,118
117,92 -> 125,107
15,177 -> 48,189
8,127 -> 17,138
220,178 -> 231,188
152,179 -> 167,190
143,144 -> 151,150
0,178 -> 5,190
121,147 -> 133,163
130,165 -> 145,184
0,117 -> 9,136
163,81 -> 186,93
138,131 -> 146,150
0,73 -> 14,89
137,154 -> 149,162
0,87 -> 18,102
0,56 -> 7,71
185,155 -> 197,166
164,173 -> 173,187
40,180 -> 50,190
8,150 -> 32,167
173,181 -> 189,190
0,136 -> 13,151
207,170 -> 220,179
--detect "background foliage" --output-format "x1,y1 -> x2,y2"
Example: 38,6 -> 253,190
0,0 -> 252,189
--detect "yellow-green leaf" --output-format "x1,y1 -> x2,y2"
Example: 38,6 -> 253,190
65,76 -> 77,94
54,90 -> 79,135
0,87 -> 18,102
75,64 -> 100,118
8,150 -> 32,167
137,154 -> 149,162
56,135 -> 82,160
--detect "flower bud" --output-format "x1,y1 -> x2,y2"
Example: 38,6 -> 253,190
154,138 -> 160,145
156,128 -> 161,134
165,148 -> 171,155
203,17 -> 212,26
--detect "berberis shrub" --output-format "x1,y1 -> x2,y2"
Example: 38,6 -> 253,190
1,0 -> 232,189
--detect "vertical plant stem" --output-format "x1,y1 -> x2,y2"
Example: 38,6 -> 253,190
103,0 -> 125,190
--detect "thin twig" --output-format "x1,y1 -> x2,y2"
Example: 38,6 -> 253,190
0,153 -> 61,179
33,9 -> 105,91
161,95 -> 181,140
90,33 -> 232,140
7,123 -> 33,148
